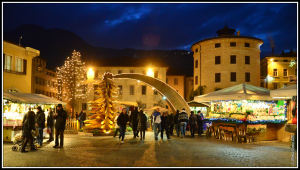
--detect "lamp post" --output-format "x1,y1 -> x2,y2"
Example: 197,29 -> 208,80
146,67 -> 154,77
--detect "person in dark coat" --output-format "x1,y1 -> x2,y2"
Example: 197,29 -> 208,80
53,104 -> 67,148
197,111 -> 204,136
189,111 -> 197,137
168,112 -> 175,136
21,107 -> 37,152
36,106 -> 45,147
47,108 -> 54,142
130,107 -> 139,138
174,110 -> 180,137
117,108 -> 129,143
137,110 -> 147,141
161,112 -> 170,140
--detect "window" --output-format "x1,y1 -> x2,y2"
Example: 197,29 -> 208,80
154,71 -> 158,78
230,42 -> 236,47
230,72 -> 236,82
130,85 -> 135,95
174,78 -> 178,85
215,56 -> 221,64
142,70 -> 146,75
118,85 -> 122,95
283,60 -> 289,62
82,103 -> 87,110
273,69 -> 278,77
195,76 -> 198,85
245,43 -> 250,47
215,43 -> 221,48
118,70 -> 122,74
35,77 -> 39,84
195,48 -> 198,53
245,56 -> 250,64
195,60 -> 198,68
273,83 -> 278,89
153,89 -> 158,95
130,70 -> 134,73
245,72 -> 250,82
142,85 -> 147,95
166,78 -> 168,84
215,73 -> 221,82
230,55 -> 236,64
4,55 -> 12,71
283,69 -> 288,77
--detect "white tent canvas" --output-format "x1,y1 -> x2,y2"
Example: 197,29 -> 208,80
194,83 -> 273,102
270,84 -> 297,98
3,92 -> 65,105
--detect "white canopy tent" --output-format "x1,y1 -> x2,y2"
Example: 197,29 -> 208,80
3,92 -> 65,105
194,83 -> 273,102
270,84 -> 297,99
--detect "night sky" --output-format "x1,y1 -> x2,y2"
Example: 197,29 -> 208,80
3,2 -> 297,57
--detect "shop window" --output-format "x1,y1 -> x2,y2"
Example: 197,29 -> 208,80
283,69 -> 288,77
174,78 -> 178,85
195,60 -> 198,68
4,55 -> 12,71
195,76 -> 198,85
215,56 -> 221,64
273,69 -> 278,77
245,72 -> 250,82
215,43 -> 221,48
230,72 -> 236,82
130,85 -> 135,95
230,55 -> 236,64
245,56 -> 250,64
230,42 -> 236,47
215,73 -> 221,82
142,85 -> 147,95
245,43 -> 250,47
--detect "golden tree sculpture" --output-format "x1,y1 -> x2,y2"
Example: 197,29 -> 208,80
85,72 -> 118,134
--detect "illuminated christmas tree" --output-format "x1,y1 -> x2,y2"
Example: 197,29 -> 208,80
56,50 -> 87,115
84,72 -> 118,134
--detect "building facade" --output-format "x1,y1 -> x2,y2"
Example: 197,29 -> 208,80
166,75 -> 185,99
3,41 -> 40,93
78,66 -> 168,113
260,55 -> 297,90
32,56 -> 58,98
184,76 -> 194,101
191,26 -> 263,94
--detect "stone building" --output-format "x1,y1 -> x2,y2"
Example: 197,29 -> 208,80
32,56 -> 58,98
166,75 -> 185,98
3,41 -> 40,93
191,26 -> 263,94
260,51 -> 297,89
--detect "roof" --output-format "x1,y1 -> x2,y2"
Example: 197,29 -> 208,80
194,83 -> 273,102
270,84 -> 297,98
3,92 -> 65,105
188,100 -> 210,107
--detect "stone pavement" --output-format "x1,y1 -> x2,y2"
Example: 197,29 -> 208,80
3,131 -> 298,167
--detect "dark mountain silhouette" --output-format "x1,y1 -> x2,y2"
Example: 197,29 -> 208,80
4,24 -> 193,76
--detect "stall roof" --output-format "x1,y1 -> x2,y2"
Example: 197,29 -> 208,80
270,84 -> 297,98
188,100 -> 210,107
194,83 -> 273,102
3,92 -> 65,105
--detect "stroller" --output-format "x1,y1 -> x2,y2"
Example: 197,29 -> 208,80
12,130 -> 38,151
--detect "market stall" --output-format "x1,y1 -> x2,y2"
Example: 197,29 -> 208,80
194,83 -> 287,143
3,92 -> 65,142
188,100 -> 210,117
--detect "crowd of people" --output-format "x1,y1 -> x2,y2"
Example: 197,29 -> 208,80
113,106 -> 205,144
20,104 -> 67,153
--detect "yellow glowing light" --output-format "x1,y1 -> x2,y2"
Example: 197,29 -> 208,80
146,67 -> 154,77
87,67 -> 95,80
270,58 -> 273,62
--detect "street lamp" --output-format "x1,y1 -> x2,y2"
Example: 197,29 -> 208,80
87,67 -> 95,80
146,67 -> 154,77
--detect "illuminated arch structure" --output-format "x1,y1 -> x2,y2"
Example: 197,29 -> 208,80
113,73 -> 191,113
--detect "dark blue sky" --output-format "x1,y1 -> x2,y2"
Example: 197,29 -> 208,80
3,3 -> 297,57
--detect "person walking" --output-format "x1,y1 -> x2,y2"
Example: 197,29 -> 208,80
189,111 -> 197,137
137,110 -> 147,141
117,108 -> 129,143
178,108 -> 189,138
47,108 -> 54,142
53,104 -> 67,148
36,106 -> 45,147
113,113 -> 120,138
168,112 -> 175,136
161,112 -> 171,140
174,110 -> 180,137
130,107 -> 139,138
197,111 -> 204,136
152,108 -> 162,141
20,107 -> 37,153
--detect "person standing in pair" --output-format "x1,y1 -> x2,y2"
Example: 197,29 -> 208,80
47,108 -> 54,142
53,104 -> 67,148
36,106 -> 45,147
161,112 -> 170,140
117,108 -> 129,143
197,111 -> 204,136
130,107 -> 139,138
20,107 -> 37,153
137,110 -> 147,141
174,110 -> 180,137
168,112 -> 175,136
152,108 -> 162,141
178,108 -> 189,138
189,111 -> 197,137
113,112 -> 120,138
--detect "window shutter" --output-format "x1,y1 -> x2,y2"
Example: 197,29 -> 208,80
23,59 -> 27,74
